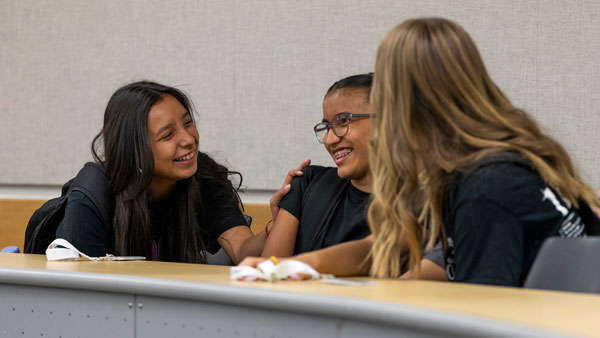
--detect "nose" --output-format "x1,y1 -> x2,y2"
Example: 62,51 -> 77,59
179,127 -> 197,148
323,128 -> 341,146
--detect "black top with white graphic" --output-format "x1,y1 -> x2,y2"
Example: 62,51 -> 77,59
443,157 -> 586,286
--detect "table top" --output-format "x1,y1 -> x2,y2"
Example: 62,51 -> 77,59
1,253 -> 599,337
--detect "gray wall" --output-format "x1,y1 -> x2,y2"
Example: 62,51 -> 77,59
1,0 -> 599,193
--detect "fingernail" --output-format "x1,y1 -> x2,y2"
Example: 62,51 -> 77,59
284,184 -> 291,191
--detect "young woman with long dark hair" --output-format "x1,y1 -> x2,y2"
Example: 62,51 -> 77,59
56,81 -> 264,264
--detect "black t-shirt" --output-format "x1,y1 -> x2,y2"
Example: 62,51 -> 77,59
278,166 -> 371,254
56,177 -> 247,260
443,158 -> 586,286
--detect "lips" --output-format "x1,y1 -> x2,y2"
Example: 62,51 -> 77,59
332,148 -> 353,165
334,148 -> 352,159
174,151 -> 195,161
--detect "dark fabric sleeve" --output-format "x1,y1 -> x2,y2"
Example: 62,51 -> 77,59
55,191 -> 111,257
278,166 -> 322,220
200,179 -> 248,253
453,198 -> 524,286
423,242 -> 444,268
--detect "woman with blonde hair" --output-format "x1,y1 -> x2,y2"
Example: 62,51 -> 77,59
368,17 -> 600,285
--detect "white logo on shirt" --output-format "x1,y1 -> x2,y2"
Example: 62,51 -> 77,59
541,187 -> 585,238
541,187 -> 568,216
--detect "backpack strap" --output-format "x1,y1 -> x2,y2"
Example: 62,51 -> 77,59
23,162 -> 114,254
69,162 -> 114,227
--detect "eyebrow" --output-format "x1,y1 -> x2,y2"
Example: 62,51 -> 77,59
155,111 -> 191,137
156,123 -> 173,137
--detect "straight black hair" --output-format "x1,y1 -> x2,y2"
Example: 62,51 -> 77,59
325,72 -> 374,100
92,80 -> 242,262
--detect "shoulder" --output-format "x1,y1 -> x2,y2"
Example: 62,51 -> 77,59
195,151 -> 231,176
288,165 -> 342,193
62,190 -> 106,227
453,160 -> 544,210
67,190 -> 96,205
300,165 -> 339,182
71,162 -> 114,221
279,166 -> 339,214
195,152 -> 237,191
196,151 -> 218,165
72,162 -> 110,188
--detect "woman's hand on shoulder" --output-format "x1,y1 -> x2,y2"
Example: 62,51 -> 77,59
270,159 -> 311,221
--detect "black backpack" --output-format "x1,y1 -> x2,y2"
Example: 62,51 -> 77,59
24,162 -> 114,254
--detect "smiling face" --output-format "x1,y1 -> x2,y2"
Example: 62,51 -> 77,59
322,88 -> 373,192
147,94 -> 199,199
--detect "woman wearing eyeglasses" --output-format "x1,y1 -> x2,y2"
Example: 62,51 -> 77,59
261,74 -> 375,257
254,73 -> 446,280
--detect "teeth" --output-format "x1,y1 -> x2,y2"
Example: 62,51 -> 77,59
175,152 -> 194,161
334,149 -> 352,159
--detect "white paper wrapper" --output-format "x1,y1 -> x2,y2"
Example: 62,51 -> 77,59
231,259 -> 323,281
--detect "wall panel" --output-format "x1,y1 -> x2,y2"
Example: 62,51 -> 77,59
1,0 -> 598,191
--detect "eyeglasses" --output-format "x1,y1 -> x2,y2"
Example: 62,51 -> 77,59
313,112 -> 376,143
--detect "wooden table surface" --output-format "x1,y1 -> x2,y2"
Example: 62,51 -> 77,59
1,253 -> 599,337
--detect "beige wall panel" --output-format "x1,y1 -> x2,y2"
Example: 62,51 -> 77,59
0,0 -> 598,192
535,1 -> 600,189
0,0 -> 235,184
232,0 -> 540,188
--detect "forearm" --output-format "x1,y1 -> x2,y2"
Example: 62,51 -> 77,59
399,259 -> 448,281
233,232 -> 267,264
219,226 -> 267,265
261,210 -> 299,257
293,235 -> 373,276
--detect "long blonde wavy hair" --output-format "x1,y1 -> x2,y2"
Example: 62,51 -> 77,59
368,17 -> 600,278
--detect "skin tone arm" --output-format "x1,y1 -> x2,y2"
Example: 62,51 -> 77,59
401,259 -> 448,281
241,234 -> 448,281
216,159 -> 312,264
218,225 -> 267,265
242,235 -> 373,276
296,235 -> 374,276
261,209 -> 299,257
261,159 -> 311,256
